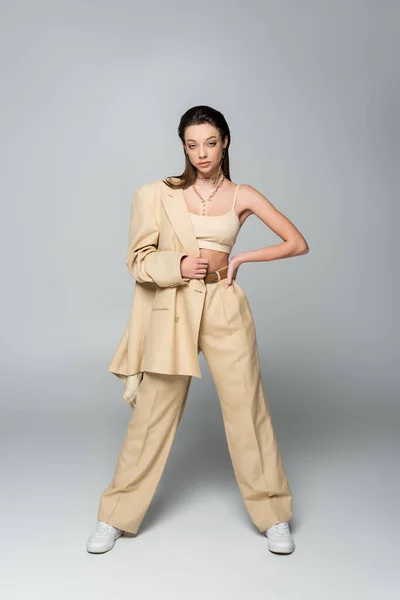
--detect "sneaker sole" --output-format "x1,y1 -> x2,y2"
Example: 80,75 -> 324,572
268,542 -> 295,554
86,530 -> 124,554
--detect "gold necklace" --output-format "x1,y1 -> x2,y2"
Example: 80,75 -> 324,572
192,175 -> 225,215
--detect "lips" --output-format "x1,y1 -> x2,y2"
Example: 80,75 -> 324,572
198,162 -> 210,166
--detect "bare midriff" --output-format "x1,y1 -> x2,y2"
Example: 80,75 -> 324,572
200,248 -> 229,273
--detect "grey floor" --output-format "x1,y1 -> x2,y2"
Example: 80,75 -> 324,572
1,0 -> 398,597
1,374 -> 397,600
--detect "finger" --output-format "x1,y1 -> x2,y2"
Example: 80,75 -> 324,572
224,277 -> 232,288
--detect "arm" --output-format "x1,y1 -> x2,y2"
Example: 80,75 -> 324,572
226,185 -> 309,285
236,184 -> 309,263
125,186 -> 190,287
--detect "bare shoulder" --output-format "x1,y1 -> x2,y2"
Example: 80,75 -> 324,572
237,184 -> 275,211
233,184 -> 276,224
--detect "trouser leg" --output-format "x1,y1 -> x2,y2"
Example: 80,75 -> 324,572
97,371 -> 191,534
199,279 -> 293,532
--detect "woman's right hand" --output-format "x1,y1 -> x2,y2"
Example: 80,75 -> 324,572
181,254 -> 209,280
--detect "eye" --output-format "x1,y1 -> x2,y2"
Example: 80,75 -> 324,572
209,142 -> 216,146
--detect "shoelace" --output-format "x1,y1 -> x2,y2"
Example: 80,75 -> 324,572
95,522 -> 112,534
268,522 -> 290,536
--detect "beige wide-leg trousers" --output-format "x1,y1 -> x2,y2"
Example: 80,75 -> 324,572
97,278 -> 293,534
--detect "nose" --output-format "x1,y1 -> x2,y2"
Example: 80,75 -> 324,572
198,146 -> 208,159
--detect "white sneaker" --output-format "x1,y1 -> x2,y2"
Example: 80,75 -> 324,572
86,520 -> 124,554
265,521 -> 295,554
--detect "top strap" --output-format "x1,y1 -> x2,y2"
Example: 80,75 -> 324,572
232,184 -> 241,208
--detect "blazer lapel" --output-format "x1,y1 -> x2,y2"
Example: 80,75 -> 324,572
161,183 -> 200,256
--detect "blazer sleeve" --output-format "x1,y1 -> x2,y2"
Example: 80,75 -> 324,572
125,186 -> 191,287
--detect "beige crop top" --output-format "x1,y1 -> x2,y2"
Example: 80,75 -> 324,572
188,184 -> 242,253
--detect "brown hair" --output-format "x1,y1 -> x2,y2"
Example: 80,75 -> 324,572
163,105 -> 231,190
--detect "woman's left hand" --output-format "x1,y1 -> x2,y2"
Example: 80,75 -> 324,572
224,254 -> 242,288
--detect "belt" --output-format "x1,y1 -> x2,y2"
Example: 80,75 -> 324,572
204,264 -> 229,284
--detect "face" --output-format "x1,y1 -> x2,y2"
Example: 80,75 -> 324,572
183,123 -> 228,175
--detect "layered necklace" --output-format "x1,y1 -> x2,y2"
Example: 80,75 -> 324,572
191,174 -> 226,216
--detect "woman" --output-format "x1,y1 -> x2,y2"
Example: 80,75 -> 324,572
86,105 -> 309,555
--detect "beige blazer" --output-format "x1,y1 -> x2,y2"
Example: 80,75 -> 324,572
108,178 -> 208,404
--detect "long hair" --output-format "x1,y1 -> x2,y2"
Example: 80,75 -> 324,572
163,105 -> 231,190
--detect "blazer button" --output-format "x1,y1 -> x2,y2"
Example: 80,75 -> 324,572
175,316 -> 180,322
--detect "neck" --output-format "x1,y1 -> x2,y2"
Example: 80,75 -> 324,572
195,170 -> 223,186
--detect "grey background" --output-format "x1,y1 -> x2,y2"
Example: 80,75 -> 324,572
1,0 -> 398,598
